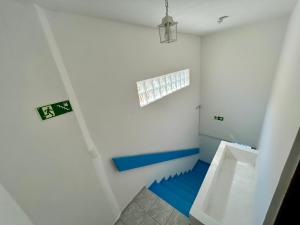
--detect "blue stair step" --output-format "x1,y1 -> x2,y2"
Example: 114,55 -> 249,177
168,179 -> 198,196
173,177 -> 199,194
148,160 -> 210,217
160,180 -> 194,203
177,174 -> 199,189
193,161 -> 210,175
149,181 -> 191,216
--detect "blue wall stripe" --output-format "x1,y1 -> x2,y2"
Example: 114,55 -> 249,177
112,148 -> 200,172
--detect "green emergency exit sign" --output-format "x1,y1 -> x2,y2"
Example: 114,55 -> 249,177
37,100 -> 73,120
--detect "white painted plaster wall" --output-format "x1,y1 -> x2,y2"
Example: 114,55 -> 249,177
44,9 -> 202,210
0,1 -> 116,225
198,17 -> 288,162
1,2 -> 294,224
254,1 -> 300,224
0,183 -> 34,225
34,4 -> 120,218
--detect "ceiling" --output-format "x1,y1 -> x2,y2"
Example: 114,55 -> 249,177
35,0 -> 298,35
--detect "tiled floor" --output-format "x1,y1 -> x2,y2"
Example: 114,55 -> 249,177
115,187 -> 190,225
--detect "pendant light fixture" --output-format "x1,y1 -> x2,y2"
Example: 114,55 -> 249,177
158,0 -> 178,43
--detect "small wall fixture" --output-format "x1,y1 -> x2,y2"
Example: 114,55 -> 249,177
158,0 -> 178,43
218,16 -> 229,24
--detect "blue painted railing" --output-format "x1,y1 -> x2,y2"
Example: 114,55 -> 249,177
112,148 -> 200,172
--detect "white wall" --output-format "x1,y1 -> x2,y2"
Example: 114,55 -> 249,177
44,9 -> 202,210
263,129 -> 300,225
2,2 -> 293,224
0,1 -> 116,225
254,1 -> 300,224
198,17 -> 288,162
0,183 -> 34,225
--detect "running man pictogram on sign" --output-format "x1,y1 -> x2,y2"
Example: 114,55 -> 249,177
37,100 -> 73,120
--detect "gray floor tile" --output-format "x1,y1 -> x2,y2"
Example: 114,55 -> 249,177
148,198 -> 173,225
133,187 -> 158,212
166,210 -> 189,225
114,219 -> 125,225
141,215 -> 160,225
121,202 -> 146,225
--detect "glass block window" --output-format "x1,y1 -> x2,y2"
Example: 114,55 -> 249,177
136,69 -> 190,107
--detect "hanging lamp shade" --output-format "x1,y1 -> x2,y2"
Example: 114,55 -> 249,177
158,15 -> 178,43
158,0 -> 178,43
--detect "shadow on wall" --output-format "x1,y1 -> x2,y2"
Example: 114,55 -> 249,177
198,135 -> 221,163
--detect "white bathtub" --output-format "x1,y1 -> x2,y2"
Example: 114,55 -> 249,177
190,141 -> 258,225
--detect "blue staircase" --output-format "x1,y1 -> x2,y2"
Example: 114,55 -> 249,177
149,160 -> 210,217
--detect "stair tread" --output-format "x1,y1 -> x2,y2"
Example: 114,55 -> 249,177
161,181 -> 194,202
149,182 -> 191,216
173,179 -> 198,194
169,179 -> 198,195
148,160 -> 210,218
177,175 -> 200,189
